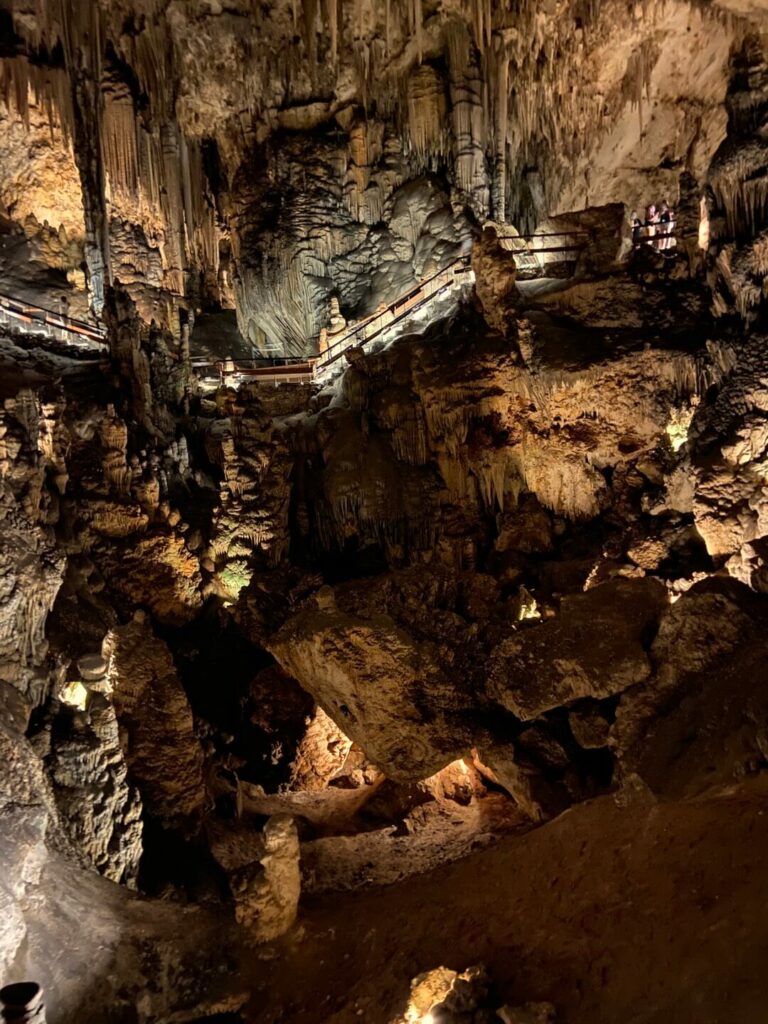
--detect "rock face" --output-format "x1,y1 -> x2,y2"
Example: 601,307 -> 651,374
103,614 -> 205,826
209,813 -> 300,941
0,0 -> 744,353
394,963 -> 557,1024
5,1 -> 768,1021
44,694 -> 143,886
487,578 -> 668,721
613,578 -> 768,799
0,391 -> 67,703
689,334 -> 768,587
0,715 -> 61,978
289,706 -> 354,792
269,580 -> 474,782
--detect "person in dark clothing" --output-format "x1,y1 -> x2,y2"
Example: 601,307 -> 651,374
658,200 -> 675,251
631,211 -> 643,244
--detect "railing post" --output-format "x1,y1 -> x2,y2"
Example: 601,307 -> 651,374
0,983 -> 46,1023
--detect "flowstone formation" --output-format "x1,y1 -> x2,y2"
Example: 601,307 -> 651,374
4,0 -> 768,1022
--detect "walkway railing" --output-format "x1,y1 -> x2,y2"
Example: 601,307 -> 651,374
194,221 -> 672,391
314,256 -> 474,374
0,292 -> 107,347
632,223 -> 677,251
496,229 -> 589,274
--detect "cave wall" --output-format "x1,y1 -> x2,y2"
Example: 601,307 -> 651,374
0,0 -> 748,354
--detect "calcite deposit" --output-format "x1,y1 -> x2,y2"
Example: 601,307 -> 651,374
2,0 -> 768,1021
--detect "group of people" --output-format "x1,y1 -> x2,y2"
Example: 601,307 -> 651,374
631,201 -> 676,252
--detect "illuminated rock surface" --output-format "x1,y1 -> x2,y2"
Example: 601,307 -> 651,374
1,0 -> 768,1021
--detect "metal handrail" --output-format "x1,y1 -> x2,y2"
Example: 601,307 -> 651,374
191,355 -> 309,371
194,225 -> 648,389
195,359 -> 315,383
315,256 -> 473,371
0,291 -> 107,344
502,230 -> 591,240
322,256 -> 469,356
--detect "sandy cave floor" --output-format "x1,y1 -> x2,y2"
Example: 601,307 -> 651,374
242,775 -> 768,1024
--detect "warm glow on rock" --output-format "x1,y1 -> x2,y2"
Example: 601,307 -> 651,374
0,0 -> 765,1017
698,196 -> 710,251
665,402 -> 697,452
60,680 -> 88,711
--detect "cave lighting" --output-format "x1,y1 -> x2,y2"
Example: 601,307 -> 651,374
665,403 -> 696,452
60,680 -> 88,711
698,196 -> 710,251
517,586 -> 540,620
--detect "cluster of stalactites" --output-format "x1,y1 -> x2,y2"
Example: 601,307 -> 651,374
0,57 -> 73,145
2,0 -> 220,302
3,0 -> 665,232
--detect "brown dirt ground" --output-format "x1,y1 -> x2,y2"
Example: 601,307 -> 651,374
244,775 -> 768,1024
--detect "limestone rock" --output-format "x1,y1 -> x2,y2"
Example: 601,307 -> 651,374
289,706 -> 354,792
0,721 -> 62,975
487,578 -> 668,721
569,703 -> 612,750
268,584 -> 470,782
471,225 -> 519,333
96,531 -> 203,625
394,964 -> 545,1024
210,814 -> 300,942
45,694 -> 143,886
497,1005 -> 557,1024
103,615 -> 205,825
613,578 -> 768,799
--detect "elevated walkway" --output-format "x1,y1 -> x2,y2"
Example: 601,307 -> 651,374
313,256 -> 475,375
193,256 -> 476,390
495,229 -> 589,278
0,292 -> 107,349
194,220 -> 681,391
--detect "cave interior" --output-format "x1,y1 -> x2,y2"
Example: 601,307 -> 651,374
1,0 -> 768,1021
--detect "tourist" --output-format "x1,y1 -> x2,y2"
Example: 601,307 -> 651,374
645,203 -> 659,247
659,200 -> 675,250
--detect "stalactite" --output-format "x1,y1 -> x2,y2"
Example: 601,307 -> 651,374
406,64 -> 449,157
712,160 -> 768,239
326,0 -> 339,66
473,0 -> 483,59
0,57 -> 74,145
303,0 -> 319,69
622,38 -> 658,134
102,80 -> 140,198
159,121 -> 186,300
493,49 -> 509,222
413,0 -> 422,64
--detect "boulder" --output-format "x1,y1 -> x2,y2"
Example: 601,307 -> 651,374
613,578 -> 768,799
209,814 -> 300,942
268,585 -> 472,782
487,578 -> 668,720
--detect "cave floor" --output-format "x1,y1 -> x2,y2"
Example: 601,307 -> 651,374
247,775 -> 768,1024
